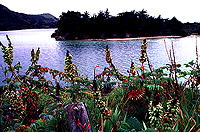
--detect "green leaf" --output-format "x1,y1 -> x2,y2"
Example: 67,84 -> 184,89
73,83 -> 80,89
142,121 -> 147,130
14,123 -> 22,130
146,128 -> 157,132
130,129 -> 136,132
119,122 -> 130,130
13,81 -> 22,88
13,119 -> 20,122
176,64 -> 181,68
45,118 -> 58,132
154,80 -> 161,85
188,60 -> 194,65
127,117 -> 143,131
36,126 -> 45,132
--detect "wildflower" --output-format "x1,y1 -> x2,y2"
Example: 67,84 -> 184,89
105,45 -> 112,63
123,79 -> 127,83
6,115 -> 9,120
140,65 -> 144,70
31,119 -> 34,124
139,39 -> 147,67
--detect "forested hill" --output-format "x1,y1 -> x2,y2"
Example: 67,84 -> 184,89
0,4 -> 58,31
52,9 -> 192,40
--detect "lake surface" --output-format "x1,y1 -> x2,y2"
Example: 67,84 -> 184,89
0,29 -> 199,85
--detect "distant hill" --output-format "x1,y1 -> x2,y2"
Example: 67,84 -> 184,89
0,4 -> 58,31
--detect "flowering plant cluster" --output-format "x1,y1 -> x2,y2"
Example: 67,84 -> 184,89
0,36 -> 199,132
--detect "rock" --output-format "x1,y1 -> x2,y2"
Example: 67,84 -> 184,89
64,102 -> 92,132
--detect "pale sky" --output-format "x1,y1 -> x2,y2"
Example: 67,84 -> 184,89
1,0 -> 200,23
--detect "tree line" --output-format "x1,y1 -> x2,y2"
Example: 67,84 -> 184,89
52,9 -> 188,40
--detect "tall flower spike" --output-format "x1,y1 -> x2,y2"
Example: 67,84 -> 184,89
130,61 -> 136,76
30,47 -> 40,65
105,45 -> 112,63
64,50 -> 76,82
6,34 -> 12,47
139,39 -> 147,64
1,35 -> 13,65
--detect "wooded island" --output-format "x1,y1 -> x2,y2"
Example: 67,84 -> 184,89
52,9 -> 197,40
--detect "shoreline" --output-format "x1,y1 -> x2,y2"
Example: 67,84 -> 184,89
55,35 -> 184,41
81,36 -> 182,41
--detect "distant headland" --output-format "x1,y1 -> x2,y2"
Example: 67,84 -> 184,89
0,4 -> 58,31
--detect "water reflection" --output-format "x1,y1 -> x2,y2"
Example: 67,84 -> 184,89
58,41 -> 108,77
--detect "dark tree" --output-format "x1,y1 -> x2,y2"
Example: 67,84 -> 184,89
104,8 -> 111,19
167,17 -> 187,36
82,11 -> 90,19
53,9 -> 187,40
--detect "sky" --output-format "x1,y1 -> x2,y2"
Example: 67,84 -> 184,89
1,0 -> 200,23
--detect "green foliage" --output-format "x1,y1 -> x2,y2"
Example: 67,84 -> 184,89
118,116 -> 157,132
175,88 -> 200,132
127,117 -> 143,131
31,119 -> 45,131
103,107 -> 121,132
45,118 -> 58,132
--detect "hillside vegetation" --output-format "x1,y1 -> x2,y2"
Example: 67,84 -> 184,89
0,4 -> 58,31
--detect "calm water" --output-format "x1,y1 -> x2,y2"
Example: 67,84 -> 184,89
0,29 -> 199,85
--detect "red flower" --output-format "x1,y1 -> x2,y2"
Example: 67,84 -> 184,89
6,115 -> 9,120
31,119 -> 34,124
123,79 -> 127,83
140,65 -> 144,70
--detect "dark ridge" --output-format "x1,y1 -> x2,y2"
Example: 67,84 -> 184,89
0,4 -> 58,31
